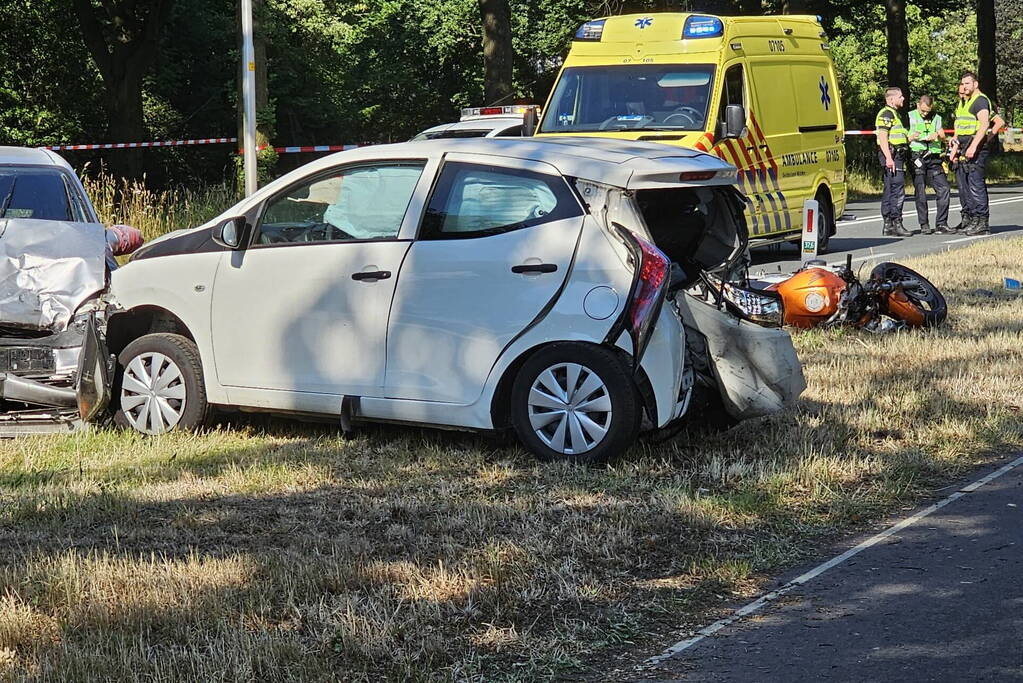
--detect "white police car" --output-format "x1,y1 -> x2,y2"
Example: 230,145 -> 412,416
411,105 -> 536,140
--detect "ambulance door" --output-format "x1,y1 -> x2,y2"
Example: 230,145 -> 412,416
711,61 -> 771,238
745,59 -> 800,235
789,60 -> 845,214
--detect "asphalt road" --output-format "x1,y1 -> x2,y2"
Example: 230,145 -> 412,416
640,455 -> 1023,682
749,183 -> 1023,277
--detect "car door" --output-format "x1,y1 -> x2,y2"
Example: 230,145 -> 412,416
384,154 -> 585,404
210,160 -> 427,398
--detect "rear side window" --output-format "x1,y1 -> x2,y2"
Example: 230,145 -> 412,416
419,162 -> 581,240
0,167 -> 73,221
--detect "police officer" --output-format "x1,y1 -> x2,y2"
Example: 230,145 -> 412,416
907,95 -> 951,234
876,87 -> 912,237
950,71 -> 992,235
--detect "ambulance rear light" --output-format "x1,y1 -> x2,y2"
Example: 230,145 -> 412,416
575,19 -> 606,41
683,15 -> 723,38
460,104 -> 538,120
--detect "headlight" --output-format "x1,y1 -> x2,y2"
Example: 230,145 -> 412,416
721,281 -> 784,327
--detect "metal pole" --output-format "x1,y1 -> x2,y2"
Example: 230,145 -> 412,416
240,0 -> 258,197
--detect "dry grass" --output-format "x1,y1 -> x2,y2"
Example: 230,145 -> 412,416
2,238 -> 1023,681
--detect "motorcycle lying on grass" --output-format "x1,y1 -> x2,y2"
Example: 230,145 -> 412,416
696,255 -> 947,332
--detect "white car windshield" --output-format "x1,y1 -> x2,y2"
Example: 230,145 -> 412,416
0,166 -> 74,221
540,64 -> 715,133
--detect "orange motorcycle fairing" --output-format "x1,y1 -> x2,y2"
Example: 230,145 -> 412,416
766,267 -> 847,328
882,286 -> 927,327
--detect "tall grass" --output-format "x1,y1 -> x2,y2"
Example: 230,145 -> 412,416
82,173 -> 238,244
846,139 -> 1023,199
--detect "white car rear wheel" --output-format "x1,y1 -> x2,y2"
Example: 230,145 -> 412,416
511,343 -> 640,465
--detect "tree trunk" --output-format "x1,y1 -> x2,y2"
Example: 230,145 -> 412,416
978,0 -> 997,103
478,0 -> 513,105
885,0 -> 910,99
780,0 -> 806,13
71,0 -> 173,179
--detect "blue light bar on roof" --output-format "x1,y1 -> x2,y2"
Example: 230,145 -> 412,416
575,19 -> 606,41
683,15 -> 723,38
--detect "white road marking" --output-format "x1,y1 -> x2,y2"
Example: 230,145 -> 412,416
642,452 -> 1023,667
943,235 -> 994,244
828,252 -> 894,266
839,195 -> 1023,226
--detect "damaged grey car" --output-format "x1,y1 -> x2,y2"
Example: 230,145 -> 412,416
0,148 -> 140,435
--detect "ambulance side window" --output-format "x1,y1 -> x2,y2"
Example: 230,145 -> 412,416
718,64 -> 745,125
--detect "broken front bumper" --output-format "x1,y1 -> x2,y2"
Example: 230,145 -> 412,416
0,307 -> 114,435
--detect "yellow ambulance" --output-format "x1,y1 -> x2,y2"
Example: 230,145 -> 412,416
534,13 -> 846,248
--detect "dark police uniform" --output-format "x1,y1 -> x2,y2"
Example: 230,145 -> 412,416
907,109 -> 951,233
875,104 -> 910,235
954,91 -> 991,234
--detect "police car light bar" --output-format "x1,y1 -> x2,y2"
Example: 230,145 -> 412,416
683,15 -> 723,38
575,19 -> 606,41
460,105 -> 538,121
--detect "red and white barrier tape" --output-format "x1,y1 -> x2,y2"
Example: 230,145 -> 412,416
845,129 -> 958,136
43,137 -> 373,154
45,137 -> 238,151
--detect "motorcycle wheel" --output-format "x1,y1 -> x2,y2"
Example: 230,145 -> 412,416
870,262 -> 947,327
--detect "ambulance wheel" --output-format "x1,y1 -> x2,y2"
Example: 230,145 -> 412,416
815,189 -> 835,254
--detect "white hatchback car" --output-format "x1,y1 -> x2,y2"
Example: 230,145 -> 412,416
103,137 -> 804,463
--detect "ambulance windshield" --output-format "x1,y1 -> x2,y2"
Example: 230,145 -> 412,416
540,64 -> 715,134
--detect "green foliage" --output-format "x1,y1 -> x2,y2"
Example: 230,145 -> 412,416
830,4 -> 977,128
0,0 -> 997,188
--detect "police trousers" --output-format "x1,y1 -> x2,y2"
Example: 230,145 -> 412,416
955,147 -> 990,217
911,155 -> 950,227
879,150 -> 906,220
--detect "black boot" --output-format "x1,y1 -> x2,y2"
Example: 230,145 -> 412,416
965,215 -> 990,236
951,213 -> 971,232
920,222 -> 934,235
934,223 -> 953,234
893,217 -> 913,237
882,217 -> 896,236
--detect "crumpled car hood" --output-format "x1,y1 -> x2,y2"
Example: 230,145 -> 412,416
0,218 -> 107,333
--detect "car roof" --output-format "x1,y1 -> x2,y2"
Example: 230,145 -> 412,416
314,136 -> 734,189
0,146 -> 73,171
415,117 -> 523,137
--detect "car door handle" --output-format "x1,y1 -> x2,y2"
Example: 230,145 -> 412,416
351,270 -> 391,281
512,263 -> 558,274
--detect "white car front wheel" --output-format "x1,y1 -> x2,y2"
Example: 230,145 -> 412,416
114,333 -> 211,435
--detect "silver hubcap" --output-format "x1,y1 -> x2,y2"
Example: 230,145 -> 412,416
527,362 -> 612,455
120,352 -> 187,435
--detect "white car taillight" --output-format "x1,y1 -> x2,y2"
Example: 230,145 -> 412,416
614,226 -> 670,366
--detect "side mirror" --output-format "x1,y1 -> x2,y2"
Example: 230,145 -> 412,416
522,107 -> 539,137
724,104 -> 747,139
212,217 -> 248,249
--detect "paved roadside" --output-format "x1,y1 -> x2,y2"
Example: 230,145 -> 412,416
638,454 -> 1023,682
